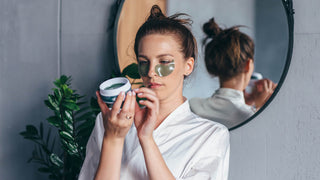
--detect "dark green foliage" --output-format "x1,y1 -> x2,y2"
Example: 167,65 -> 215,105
121,63 -> 143,86
20,75 -> 98,180
121,63 -> 141,79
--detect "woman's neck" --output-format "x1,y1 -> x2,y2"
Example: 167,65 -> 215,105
154,92 -> 185,129
220,74 -> 247,91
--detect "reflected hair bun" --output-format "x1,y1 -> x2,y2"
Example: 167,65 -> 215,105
203,18 -> 222,38
202,17 -> 254,80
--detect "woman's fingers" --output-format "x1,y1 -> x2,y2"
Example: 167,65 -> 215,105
134,87 -> 157,97
120,91 -> 136,119
137,92 -> 158,103
121,91 -> 133,112
110,91 -> 125,118
96,91 -> 110,114
134,88 -> 159,116
138,100 -> 157,112
129,91 -> 136,112
135,88 -> 158,102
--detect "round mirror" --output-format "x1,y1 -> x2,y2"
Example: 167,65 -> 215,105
113,0 -> 294,130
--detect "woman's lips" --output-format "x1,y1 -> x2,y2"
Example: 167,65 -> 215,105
148,82 -> 162,88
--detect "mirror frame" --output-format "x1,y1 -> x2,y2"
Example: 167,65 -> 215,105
112,0 -> 295,131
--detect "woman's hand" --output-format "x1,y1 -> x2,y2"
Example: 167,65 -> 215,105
133,88 -> 159,141
250,79 -> 277,109
96,90 -> 136,140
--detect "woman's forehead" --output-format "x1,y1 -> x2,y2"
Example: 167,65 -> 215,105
138,34 -> 182,55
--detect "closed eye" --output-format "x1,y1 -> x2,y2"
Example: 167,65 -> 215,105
160,60 -> 174,64
138,60 -> 149,65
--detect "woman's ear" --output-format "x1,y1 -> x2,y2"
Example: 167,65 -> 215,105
244,58 -> 254,72
184,57 -> 195,76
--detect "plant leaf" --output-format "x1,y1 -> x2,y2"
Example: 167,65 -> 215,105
54,88 -> 62,102
27,156 -> 33,163
61,139 -> 78,155
38,167 -> 51,173
77,119 -> 95,133
44,100 -> 56,111
49,153 -> 64,168
74,106 -> 91,115
54,75 -> 70,87
63,110 -> 73,122
48,95 -> 59,111
121,63 -> 141,79
62,101 -> 79,111
61,84 -> 73,97
76,101 -> 86,106
26,125 -> 38,136
62,119 -> 73,133
47,116 -> 60,128
59,131 -> 74,141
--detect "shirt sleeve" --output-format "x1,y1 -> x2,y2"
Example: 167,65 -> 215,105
78,113 -> 104,180
177,124 -> 230,180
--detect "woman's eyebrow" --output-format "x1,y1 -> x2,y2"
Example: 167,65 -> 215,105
138,54 -> 174,59
137,55 -> 148,60
157,54 -> 174,58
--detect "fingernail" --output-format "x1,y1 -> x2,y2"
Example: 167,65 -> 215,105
132,91 -> 136,95
120,91 -> 125,96
128,91 -> 132,96
138,93 -> 143,96
139,100 -> 144,103
133,88 -> 139,92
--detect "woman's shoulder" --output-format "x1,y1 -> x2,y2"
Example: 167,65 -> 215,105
184,112 -> 230,156
190,111 -> 229,132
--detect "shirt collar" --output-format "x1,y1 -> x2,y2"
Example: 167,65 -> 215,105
213,88 -> 245,102
153,100 -> 191,134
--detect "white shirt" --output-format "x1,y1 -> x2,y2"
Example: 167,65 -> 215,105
190,88 -> 256,129
79,100 -> 230,180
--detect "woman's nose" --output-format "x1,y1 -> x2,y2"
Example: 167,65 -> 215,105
147,63 -> 157,77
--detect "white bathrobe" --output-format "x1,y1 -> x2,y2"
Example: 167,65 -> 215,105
79,101 -> 230,180
190,88 -> 256,129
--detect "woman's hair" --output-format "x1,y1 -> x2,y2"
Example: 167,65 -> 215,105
203,18 -> 254,81
134,5 -> 197,62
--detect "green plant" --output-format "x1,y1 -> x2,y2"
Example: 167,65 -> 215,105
114,63 -> 143,86
20,63 -> 141,179
20,75 -> 100,180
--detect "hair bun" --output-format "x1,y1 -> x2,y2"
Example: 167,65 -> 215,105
148,5 -> 166,20
203,18 -> 222,38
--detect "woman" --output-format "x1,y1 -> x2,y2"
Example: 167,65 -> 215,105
190,18 -> 276,129
79,6 -> 229,180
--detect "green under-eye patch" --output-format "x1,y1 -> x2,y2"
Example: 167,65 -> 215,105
138,61 -> 150,77
138,61 -> 175,77
155,62 -> 175,77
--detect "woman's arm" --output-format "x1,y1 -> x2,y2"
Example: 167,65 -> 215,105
94,135 -> 125,180
134,88 -> 175,180
94,90 -> 136,180
139,136 -> 175,180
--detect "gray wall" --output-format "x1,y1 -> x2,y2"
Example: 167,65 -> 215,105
1,0 -> 320,180
229,0 -> 320,179
0,0 -> 116,179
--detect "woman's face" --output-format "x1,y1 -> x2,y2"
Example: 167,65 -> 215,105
137,34 -> 194,101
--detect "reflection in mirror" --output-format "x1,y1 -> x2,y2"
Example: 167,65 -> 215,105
114,0 -> 290,129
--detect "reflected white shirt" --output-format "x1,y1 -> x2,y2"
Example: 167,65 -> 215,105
190,88 -> 256,129
78,100 -> 230,180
